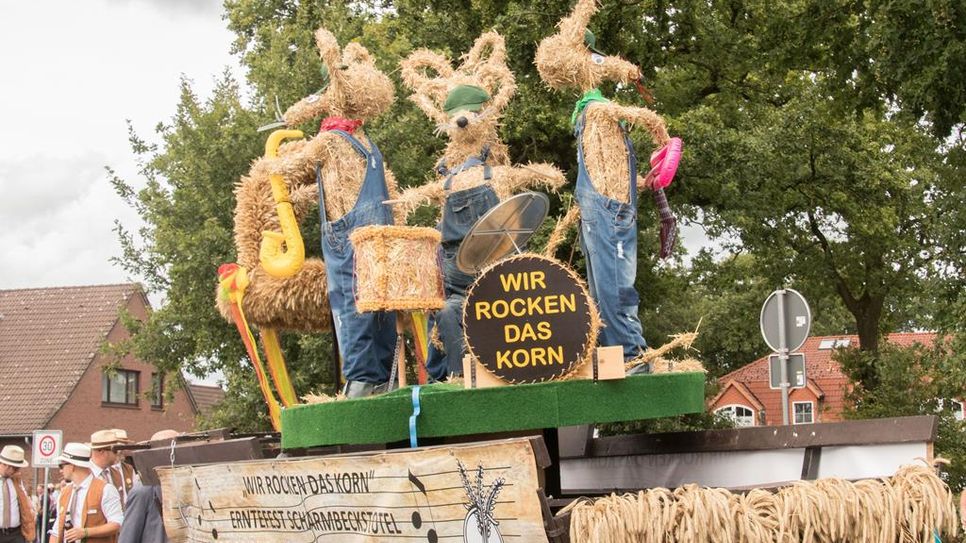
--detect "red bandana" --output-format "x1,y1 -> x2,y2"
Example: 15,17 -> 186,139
319,117 -> 363,134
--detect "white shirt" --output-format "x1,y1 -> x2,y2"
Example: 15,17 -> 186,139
53,474 -> 124,531
0,478 -> 21,528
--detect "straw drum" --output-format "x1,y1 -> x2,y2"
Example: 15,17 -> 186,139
350,225 -> 445,312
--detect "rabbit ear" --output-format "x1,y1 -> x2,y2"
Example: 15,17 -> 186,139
315,28 -> 343,72
460,31 -> 506,74
558,0 -> 598,45
476,61 -> 516,118
401,49 -> 454,125
401,49 -> 455,91
342,42 -> 375,66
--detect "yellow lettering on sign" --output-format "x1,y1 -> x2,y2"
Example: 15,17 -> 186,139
474,295 -> 578,320
494,346 -> 565,368
499,271 -> 549,292
504,322 -> 554,343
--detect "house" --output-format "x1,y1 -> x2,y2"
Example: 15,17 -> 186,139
189,382 -> 226,420
708,332 -> 953,426
0,284 -> 198,479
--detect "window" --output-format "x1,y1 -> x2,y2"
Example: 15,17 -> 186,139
793,401 -> 814,424
952,400 -> 964,422
102,369 -> 139,406
151,373 -> 164,409
715,405 -> 756,428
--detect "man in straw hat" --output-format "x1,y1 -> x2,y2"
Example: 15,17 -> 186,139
0,445 -> 35,543
89,430 -> 137,512
50,443 -> 122,543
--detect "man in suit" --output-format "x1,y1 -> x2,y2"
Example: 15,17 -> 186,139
0,446 -> 35,543
116,431 -> 178,543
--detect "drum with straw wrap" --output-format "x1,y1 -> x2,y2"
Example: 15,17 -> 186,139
350,225 -> 445,312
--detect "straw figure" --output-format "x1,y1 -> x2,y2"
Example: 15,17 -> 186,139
393,31 -> 567,380
219,27 -> 402,398
535,0 -> 682,370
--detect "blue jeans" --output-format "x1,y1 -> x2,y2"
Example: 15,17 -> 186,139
426,181 -> 499,380
319,131 -> 397,384
574,107 -> 648,361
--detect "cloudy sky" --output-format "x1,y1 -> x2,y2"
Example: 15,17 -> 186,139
0,0 -> 240,291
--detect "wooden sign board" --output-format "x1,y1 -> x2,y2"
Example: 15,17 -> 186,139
159,437 -> 549,543
463,346 -> 625,389
463,254 -> 596,384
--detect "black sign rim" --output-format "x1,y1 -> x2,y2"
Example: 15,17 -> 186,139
461,253 -> 599,384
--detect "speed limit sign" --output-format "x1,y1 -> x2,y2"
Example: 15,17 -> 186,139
31,430 -> 62,468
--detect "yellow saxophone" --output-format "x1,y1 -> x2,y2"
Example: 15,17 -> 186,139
260,129 -> 306,278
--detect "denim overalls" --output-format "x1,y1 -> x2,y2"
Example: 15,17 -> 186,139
425,149 -> 500,380
574,108 -> 648,360
317,130 -> 397,384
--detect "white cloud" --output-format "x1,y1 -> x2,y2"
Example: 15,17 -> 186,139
0,0 -> 241,289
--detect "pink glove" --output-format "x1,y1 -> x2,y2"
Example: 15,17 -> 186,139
645,137 -> 682,190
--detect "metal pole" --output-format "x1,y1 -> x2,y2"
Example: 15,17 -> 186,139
40,467 -> 49,543
777,290 -> 790,425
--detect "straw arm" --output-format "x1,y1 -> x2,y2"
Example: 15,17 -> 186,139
493,162 -> 567,197
587,102 -> 670,147
385,181 -> 446,218
383,168 -> 408,225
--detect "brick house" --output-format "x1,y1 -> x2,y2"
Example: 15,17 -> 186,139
708,332 -> 955,427
0,284 -> 199,481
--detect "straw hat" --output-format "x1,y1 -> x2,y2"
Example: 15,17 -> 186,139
89,429 -> 123,450
110,429 -> 131,444
0,445 -> 28,468
57,443 -> 90,468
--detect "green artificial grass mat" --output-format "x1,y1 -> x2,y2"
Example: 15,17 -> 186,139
281,372 -> 705,449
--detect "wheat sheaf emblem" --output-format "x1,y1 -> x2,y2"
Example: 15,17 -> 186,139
457,460 -> 505,543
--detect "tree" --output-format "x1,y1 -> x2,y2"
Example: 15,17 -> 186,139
111,0 -> 962,430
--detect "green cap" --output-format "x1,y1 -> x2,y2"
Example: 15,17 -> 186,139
444,85 -> 490,115
584,29 -> 604,55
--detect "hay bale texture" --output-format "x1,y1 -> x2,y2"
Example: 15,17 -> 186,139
567,461 -> 960,543
349,225 -> 445,312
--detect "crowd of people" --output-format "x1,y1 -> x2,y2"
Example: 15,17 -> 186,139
0,428 -> 174,543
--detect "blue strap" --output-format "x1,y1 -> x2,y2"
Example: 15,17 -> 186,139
409,385 -> 422,448
315,162 -> 327,224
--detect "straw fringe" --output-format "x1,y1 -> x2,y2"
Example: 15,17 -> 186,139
568,460 -> 959,543
543,204 -> 582,258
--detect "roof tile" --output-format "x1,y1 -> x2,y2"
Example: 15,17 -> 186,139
0,284 -> 138,433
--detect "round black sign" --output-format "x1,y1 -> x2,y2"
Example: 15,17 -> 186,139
463,253 -> 597,383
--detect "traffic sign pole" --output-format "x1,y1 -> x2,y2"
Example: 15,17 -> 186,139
40,468 -> 49,543
777,290 -> 790,425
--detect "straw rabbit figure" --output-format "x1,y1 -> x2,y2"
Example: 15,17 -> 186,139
535,0 -> 682,366
534,0 -> 673,202
393,31 -> 567,379
392,31 -> 566,217
218,27 -> 401,337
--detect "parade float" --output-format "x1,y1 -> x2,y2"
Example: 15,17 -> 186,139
146,2 -> 960,541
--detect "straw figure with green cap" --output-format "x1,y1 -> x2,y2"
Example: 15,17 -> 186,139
535,0 -> 684,371
388,31 -> 567,381
219,27 -> 404,398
